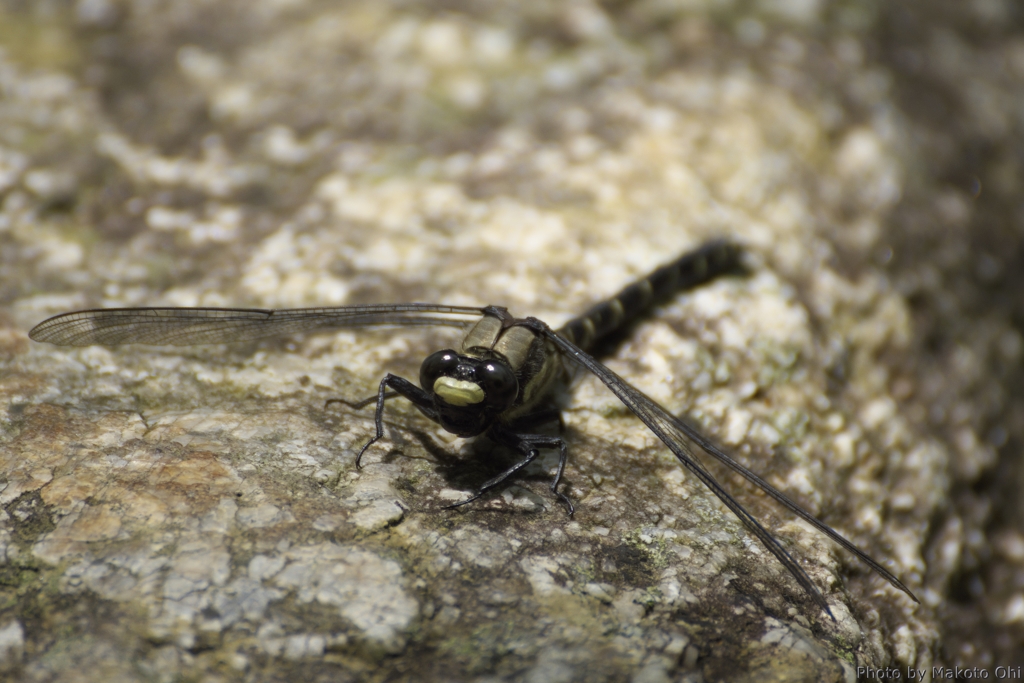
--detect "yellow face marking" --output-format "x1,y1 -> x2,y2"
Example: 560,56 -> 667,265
434,377 -> 485,406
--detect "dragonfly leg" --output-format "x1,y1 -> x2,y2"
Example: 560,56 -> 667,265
511,433 -> 573,515
325,390 -> 402,411
444,449 -> 541,511
447,427 -> 574,515
548,437 -> 572,516
355,374 -> 434,468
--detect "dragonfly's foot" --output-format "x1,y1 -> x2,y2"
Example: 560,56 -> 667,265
555,490 -> 575,517
443,491 -> 484,511
355,437 -> 381,468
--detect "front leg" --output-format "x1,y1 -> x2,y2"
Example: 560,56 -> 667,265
325,390 -> 401,411
447,425 -> 574,516
355,374 -> 436,467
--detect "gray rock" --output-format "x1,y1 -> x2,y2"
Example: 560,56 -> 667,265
2,0 -> 1018,680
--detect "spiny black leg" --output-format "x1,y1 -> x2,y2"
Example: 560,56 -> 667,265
512,433 -> 573,516
325,390 -> 401,411
444,449 -> 541,511
355,374 -> 434,468
549,438 -> 573,516
447,427 -> 574,515
507,406 -> 563,429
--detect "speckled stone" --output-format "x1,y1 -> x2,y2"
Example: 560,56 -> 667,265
1,0 -> 1020,680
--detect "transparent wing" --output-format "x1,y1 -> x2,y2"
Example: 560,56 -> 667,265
536,319 -> 918,618
29,304 -> 487,346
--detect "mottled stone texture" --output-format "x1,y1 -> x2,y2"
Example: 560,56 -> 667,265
0,0 -> 1020,680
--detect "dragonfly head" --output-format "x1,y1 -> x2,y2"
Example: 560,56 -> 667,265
420,349 -> 519,436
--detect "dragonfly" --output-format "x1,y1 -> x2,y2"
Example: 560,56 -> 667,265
29,239 -> 918,620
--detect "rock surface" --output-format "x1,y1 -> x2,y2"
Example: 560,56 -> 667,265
1,0 -> 1021,680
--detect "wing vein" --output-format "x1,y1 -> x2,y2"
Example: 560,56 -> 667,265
29,304 -> 486,346
536,320 -> 919,616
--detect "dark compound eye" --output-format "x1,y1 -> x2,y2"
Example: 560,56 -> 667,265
420,349 -> 460,391
478,361 -> 518,410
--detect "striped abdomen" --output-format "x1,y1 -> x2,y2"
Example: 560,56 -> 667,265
557,240 -> 742,352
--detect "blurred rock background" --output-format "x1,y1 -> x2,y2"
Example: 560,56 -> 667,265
0,0 -> 1021,680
